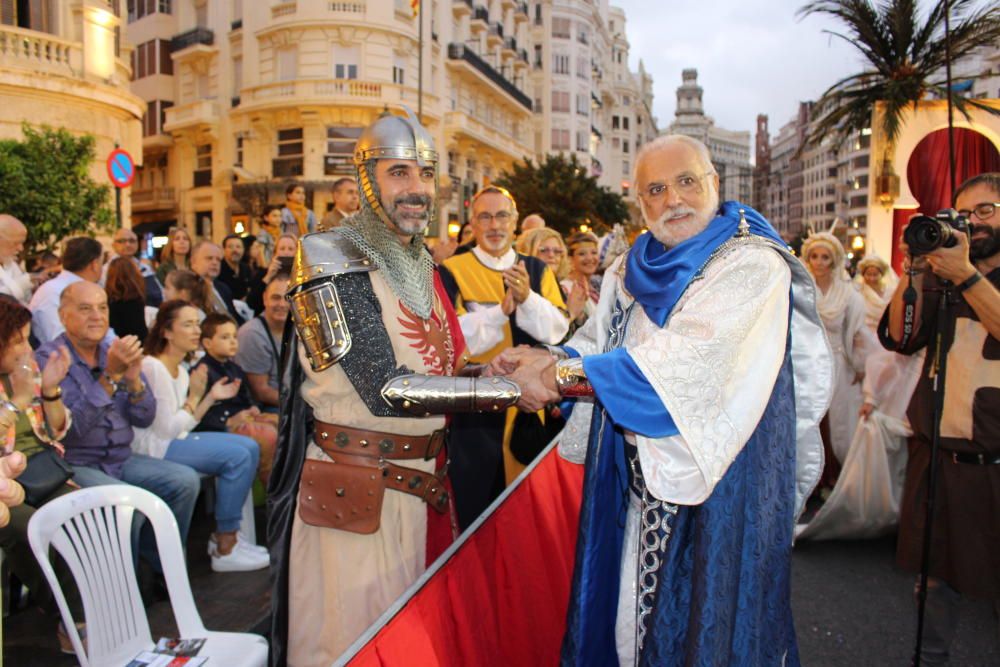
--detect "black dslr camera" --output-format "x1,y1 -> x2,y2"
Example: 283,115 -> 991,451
903,208 -> 971,256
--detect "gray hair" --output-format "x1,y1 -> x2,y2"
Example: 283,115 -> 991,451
633,134 -> 716,186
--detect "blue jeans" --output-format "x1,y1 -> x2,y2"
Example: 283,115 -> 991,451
71,453 -> 201,572
165,431 -> 259,533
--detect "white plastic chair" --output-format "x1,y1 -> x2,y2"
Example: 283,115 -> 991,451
27,485 -> 268,667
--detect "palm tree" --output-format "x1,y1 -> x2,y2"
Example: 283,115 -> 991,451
797,0 -> 1000,150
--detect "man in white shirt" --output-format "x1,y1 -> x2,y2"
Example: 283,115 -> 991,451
438,185 -> 568,527
29,237 -> 104,343
0,214 -> 35,305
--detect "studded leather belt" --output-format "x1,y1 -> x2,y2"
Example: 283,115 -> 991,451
313,421 -> 446,461
298,421 -> 449,535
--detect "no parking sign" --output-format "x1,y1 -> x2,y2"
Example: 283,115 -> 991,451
106,148 -> 135,188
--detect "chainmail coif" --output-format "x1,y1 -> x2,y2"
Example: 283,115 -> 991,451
339,168 -> 435,319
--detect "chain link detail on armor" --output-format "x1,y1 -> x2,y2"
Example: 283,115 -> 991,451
339,201 -> 436,320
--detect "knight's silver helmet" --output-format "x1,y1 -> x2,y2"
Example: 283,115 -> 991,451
354,107 -> 438,224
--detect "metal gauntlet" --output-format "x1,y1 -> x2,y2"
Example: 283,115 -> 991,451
381,374 -> 521,415
555,358 -> 594,397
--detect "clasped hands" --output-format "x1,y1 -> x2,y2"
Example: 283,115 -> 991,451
485,346 -> 559,412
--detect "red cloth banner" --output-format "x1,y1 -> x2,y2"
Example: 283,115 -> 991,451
347,447 -> 585,667
890,128 -> 1000,273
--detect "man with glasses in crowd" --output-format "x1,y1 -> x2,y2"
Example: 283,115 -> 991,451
880,172 -> 1000,666
438,186 -> 568,528
103,227 -> 164,306
490,134 -> 830,665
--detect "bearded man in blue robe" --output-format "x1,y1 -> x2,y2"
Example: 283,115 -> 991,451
493,134 -> 833,666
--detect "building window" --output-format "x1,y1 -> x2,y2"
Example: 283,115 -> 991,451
131,39 -> 172,79
235,134 -> 244,168
128,0 -> 172,22
533,44 -> 542,68
194,144 -> 212,187
392,54 -> 405,85
142,100 -> 173,137
551,128 -> 569,150
552,17 -> 570,39
576,56 -> 588,80
576,93 -> 588,116
325,126 -> 362,175
277,46 -> 297,81
552,53 -> 569,75
551,90 -> 569,113
273,128 -> 304,178
333,45 -> 359,80
576,130 -> 588,152
612,116 -> 619,130
623,160 -> 629,175
577,24 -> 588,45
622,116 -> 629,130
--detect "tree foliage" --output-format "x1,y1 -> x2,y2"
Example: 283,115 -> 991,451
0,123 -> 115,254
493,153 -> 630,236
797,0 -> 1000,150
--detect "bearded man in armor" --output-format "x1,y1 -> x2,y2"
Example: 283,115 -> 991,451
267,109 -> 520,667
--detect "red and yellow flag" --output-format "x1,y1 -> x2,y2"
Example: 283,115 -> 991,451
411,0 -> 419,17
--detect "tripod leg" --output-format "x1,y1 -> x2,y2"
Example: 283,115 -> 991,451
915,576 -> 961,666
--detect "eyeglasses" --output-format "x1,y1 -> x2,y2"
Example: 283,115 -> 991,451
638,172 -> 714,201
537,247 -> 565,256
957,202 -> 1000,221
475,211 -> 514,224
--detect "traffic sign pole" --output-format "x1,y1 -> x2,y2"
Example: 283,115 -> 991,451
106,146 -> 136,229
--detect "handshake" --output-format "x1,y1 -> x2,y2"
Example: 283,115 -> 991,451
483,346 -> 561,412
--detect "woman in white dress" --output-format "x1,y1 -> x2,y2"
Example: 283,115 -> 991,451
802,232 -> 873,489
855,254 -> 897,330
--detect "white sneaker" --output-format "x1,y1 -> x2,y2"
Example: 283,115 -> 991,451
237,533 -> 269,556
208,533 -> 269,558
211,544 -> 270,572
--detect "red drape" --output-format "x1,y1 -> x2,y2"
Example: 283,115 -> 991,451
890,128 -> 1000,273
348,447 -> 585,667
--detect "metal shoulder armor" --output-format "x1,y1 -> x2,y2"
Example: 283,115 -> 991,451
286,230 -> 375,372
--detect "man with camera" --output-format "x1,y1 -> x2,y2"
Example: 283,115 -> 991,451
880,173 -> 1000,666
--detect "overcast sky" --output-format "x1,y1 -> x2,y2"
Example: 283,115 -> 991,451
612,0 -> 869,140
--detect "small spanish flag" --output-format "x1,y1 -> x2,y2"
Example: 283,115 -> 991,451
411,0 -> 419,17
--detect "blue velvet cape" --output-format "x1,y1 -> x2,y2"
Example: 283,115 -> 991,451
560,203 -> 800,666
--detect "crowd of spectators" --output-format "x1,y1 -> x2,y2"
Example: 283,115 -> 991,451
0,209 -> 300,651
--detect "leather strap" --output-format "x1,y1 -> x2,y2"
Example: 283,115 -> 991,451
313,421 -> 445,461
322,449 -> 449,513
941,448 -> 1000,466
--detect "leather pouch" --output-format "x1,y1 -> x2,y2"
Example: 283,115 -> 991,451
297,458 -> 385,534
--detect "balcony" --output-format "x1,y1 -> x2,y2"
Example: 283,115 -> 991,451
470,6 -> 488,32
163,99 -> 219,133
502,36 -> 517,56
239,78 -> 431,113
131,186 -> 177,213
0,25 -> 80,76
446,43 -> 531,111
444,110 -> 531,158
501,0 -> 516,10
272,1 -> 297,18
452,0 -> 472,17
171,27 -> 214,53
487,22 -> 503,47
514,1 -> 528,21
231,19 -> 242,31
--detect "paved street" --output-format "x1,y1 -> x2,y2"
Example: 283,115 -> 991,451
793,536 -> 997,666
7,527 -> 997,665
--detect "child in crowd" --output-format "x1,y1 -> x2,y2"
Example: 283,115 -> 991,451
193,313 -> 277,484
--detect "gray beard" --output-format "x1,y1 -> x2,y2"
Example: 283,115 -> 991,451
340,206 -> 435,320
